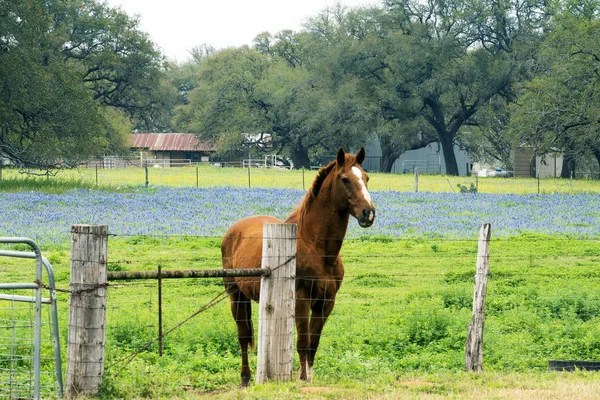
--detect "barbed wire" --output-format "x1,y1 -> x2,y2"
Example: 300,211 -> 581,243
107,288 -> 231,377
38,281 -> 109,295
106,232 -> 600,242
106,252 -> 600,265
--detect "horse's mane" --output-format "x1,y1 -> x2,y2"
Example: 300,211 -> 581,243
285,160 -> 337,224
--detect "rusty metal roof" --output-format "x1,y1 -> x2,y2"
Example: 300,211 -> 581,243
131,134 -> 215,152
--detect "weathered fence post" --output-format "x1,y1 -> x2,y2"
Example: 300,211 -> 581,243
256,223 -> 297,384
145,161 -> 149,188
465,223 -> 491,372
414,167 -> 419,192
66,224 -> 108,398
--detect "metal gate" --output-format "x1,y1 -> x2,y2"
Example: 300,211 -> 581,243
0,237 -> 63,399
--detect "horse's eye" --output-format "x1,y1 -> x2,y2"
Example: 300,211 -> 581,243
366,176 -> 370,182
341,176 -> 350,184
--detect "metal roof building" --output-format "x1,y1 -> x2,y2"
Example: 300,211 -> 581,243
131,133 -> 216,166
131,133 -> 215,152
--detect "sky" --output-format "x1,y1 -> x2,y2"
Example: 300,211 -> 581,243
105,0 -> 378,63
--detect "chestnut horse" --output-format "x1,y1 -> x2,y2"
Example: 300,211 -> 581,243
222,147 -> 376,387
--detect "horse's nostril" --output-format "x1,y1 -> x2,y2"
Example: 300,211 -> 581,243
361,208 -> 375,224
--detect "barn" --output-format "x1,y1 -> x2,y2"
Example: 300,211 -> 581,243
131,133 -> 216,167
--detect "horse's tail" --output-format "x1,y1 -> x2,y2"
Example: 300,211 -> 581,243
226,282 -> 256,352
246,301 -> 255,352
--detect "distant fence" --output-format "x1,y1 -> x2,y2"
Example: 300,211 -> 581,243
2,163 -> 599,194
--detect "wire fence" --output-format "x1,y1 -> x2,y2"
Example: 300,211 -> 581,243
0,290 -> 59,399
2,231 -> 599,395
2,163 -> 600,194
98,233 -> 600,390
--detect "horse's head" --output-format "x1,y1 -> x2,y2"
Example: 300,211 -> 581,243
332,147 -> 376,228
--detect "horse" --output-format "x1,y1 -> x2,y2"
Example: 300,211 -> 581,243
221,147 -> 376,387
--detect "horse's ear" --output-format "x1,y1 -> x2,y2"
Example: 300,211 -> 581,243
356,147 -> 366,165
337,148 -> 346,166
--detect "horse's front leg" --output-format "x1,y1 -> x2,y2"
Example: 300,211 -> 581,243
295,290 -> 311,381
305,298 -> 336,382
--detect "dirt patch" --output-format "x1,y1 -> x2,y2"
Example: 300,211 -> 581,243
299,387 -> 336,394
397,380 -> 435,388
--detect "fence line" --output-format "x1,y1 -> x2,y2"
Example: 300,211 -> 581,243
99,232 -> 600,392
4,223 -> 599,395
99,223 -> 600,385
65,223 -> 298,394
2,164 -> 600,194
106,232 -> 600,242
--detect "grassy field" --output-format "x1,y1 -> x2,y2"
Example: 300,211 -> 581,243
1,163 -> 600,194
1,167 -> 600,398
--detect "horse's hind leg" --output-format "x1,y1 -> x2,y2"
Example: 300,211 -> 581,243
226,280 -> 254,387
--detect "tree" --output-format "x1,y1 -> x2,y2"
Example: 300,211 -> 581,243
168,44 -> 216,107
510,2 -> 600,176
0,0 -> 167,170
368,0 -> 548,174
57,0 -> 171,131
174,37 -> 374,168
461,96 -> 514,169
173,47 -> 273,152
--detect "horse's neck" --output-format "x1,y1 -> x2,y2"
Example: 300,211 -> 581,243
295,196 -> 350,257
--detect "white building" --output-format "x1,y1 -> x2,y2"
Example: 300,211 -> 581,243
363,139 -> 472,176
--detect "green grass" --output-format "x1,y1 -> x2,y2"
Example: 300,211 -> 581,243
0,175 -> 117,193
2,164 -> 600,193
3,234 -> 600,398
2,167 -> 600,398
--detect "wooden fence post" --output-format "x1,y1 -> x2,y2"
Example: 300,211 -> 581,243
465,223 -> 491,372
414,167 -> 419,192
66,224 -> 108,398
256,223 -> 297,384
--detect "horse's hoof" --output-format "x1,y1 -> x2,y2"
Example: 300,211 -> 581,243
241,377 -> 250,388
298,365 -> 313,382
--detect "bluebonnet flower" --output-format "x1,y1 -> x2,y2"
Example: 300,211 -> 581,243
1,188 -> 598,248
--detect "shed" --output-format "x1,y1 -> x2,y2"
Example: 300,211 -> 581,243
512,147 -> 563,178
131,133 -> 216,166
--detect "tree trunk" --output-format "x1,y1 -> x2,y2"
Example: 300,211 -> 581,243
560,153 -> 576,178
289,142 -> 311,169
423,96 -> 460,176
381,155 -> 396,173
593,149 -> 600,178
439,131 -> 459,176
379,134 -> 401,173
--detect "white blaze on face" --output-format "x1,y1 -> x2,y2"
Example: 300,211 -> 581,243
351,166 -> 372,205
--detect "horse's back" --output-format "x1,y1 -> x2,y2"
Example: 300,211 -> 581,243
222,215 -> 282,301
222,215 -> 283,268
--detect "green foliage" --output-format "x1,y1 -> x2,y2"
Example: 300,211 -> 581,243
403,298 -> 453,346
0,0 -> 166,170
352,273 -> 399,288
509,2 -> 600,176
170,0 -> 553,175
457,183 -> 478,193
